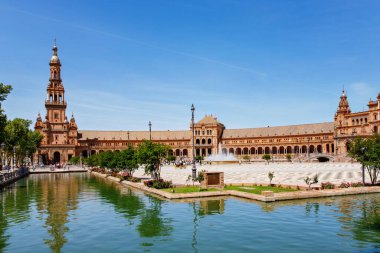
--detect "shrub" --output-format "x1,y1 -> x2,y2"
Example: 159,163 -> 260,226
350,182 -> 364,187
286,154 -> 292,162
268,171 -> 274,185
120,171 -> 131,180
339,182 -> 351,188
144,179 -> 172,189
321,182 -> 335,189
91,167 -> 106,174
126,177 -> 141,183
304,174 -> 319,190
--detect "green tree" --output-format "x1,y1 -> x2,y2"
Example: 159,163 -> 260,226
262,154 -> 271,164
135,140 -> 170,180
69,156 -> 80,165
304,174 -> 319,190
98,151 -> 115,169
0,83 -> 12,144
348,134 -> 380,185
0,83 -> 12,103
167,155 -> 176,163
268,171 -> 274,185
84,154 -> 99,167
242,155 -> 250,162
117,146 -> 139,176
4,118 -> 42,164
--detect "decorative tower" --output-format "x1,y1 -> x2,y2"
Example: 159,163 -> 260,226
34,41 -> 78,165
334,89 -> 351,156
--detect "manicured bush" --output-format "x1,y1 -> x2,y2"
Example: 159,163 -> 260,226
126,177 -> 141,183
350,182 -> 364,187
91,167 -> 106,174
339,182 -> 351,188
321,182 -> 335,189
144,179 -> 172,189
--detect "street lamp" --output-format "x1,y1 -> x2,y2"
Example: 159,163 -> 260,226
149,121 -> 152,141
360,147 -> 367,185
79,152 -> 83,168
13,146 -> 16,172
1,143 -> 5,170
26,151 -> 29,166
191,104 -> 196,180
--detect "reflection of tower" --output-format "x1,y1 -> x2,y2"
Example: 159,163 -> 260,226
35,174 -> 82,252
192,199 -> 225,253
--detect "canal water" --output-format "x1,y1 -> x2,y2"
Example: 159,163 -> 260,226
0,173 -> 379,253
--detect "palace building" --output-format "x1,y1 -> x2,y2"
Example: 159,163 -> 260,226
34,44 -> 380,164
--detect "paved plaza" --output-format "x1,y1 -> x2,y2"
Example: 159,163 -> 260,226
134,162 -> 365,186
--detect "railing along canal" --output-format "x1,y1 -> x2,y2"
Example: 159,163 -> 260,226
0,167 -> 29,188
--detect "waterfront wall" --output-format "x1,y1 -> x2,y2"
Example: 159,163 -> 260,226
0,168 -> 29,188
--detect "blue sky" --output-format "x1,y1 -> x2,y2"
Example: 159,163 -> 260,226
1,0 -> 379,131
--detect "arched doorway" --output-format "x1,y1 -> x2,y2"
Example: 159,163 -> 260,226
53,151 -> 60,164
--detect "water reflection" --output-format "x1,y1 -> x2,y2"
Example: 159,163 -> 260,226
0,174 -> 378,252
33,174 -> 83,253
256,194 -> 380,248
0,178 -> 36,251
137,196 -> 173,238
86,176 -> 144,222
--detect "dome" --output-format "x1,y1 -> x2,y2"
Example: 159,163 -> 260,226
50,55 -> 60,64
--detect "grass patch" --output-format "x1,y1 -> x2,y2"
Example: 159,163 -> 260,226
224,185 -> 297,194
162,186 -> 220,193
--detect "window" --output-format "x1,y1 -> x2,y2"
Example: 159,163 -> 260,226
54,113 -> 59,119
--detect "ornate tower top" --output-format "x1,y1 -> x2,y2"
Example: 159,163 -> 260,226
50,39 -> 61,65
337,89 -> 351,114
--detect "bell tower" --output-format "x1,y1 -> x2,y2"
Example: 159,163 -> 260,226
34,41 -> 78,165
334,89 -> 351,156
46,40 -> 66,123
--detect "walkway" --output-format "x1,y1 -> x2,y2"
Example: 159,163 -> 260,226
30,165 -> 87,174
134,162 -> 365,186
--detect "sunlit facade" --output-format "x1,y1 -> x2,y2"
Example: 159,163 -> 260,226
34,45 -> 380,164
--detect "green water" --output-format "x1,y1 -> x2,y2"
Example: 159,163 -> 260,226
0,173 -> 379,253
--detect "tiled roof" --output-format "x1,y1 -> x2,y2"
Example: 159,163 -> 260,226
222,122 -> 334,138
79,130 -> 191,140
196,115 -> 220,125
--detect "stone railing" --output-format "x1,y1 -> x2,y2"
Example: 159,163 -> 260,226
0,167 -> 29,187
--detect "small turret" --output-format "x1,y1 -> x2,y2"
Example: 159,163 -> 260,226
69,113 -> 77,130
50,39 -> 61,65
336,89 -> 351,114
34,113 -> 43,129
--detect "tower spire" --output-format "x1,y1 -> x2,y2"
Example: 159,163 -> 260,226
337,87 -> 350,114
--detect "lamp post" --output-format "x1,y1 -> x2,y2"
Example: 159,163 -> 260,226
13,146 -> 16,172
361,147 -> 366,185
191,104 -> 196,180
149,121 -> 152,141
1,143 -> 5,170
26,151 -> 29,167
79,152 -> 83,168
